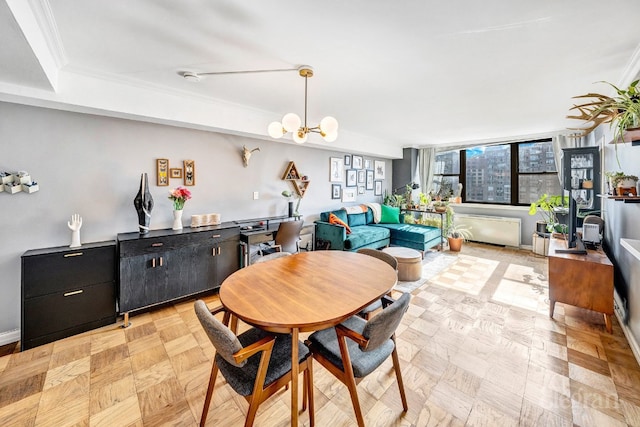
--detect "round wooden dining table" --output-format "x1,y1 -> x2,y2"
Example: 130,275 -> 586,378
219,250 -> 398,426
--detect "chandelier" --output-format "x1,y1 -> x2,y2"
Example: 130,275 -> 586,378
268,66 -> 338,143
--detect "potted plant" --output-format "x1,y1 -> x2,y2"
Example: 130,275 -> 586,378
446,222 -> 472,252
567,79 -> 640,165
611,174 -> 638,196
433,200 -> 448,213
529,194 -> 568,234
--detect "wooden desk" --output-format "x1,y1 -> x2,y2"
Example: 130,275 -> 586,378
548,238 -> 613,332
219,251 -> 397,426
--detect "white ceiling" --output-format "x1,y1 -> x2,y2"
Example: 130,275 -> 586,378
2,0 -> 640,158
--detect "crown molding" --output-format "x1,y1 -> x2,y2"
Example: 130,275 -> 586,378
619,42 -> 640,87
12,0 -> 67,68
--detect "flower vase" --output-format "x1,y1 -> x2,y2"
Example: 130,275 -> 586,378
172,209 -> 183,230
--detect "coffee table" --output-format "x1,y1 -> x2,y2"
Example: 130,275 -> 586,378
382,246 -> 423,281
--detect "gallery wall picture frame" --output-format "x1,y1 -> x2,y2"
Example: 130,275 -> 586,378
352,155 -> 363,169
346,169 -> 357,187
170,168 -> 183,179
156,158 -> 169,186
374,180 -> 383,196
358,185 -> 365,195
183,160 -> 196,186
342,187 -> 356,202
344,155 -> 351,167
330,157 -> 344,182
357,170 -> 366,184
364,159 -> 372,170
366,170 -> 374,190
374,160 -> 386,180
332,184 -> 341,199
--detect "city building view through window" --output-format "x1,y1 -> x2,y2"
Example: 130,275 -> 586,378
433,139 -> 561,205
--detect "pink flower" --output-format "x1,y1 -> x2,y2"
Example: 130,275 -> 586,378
168,187 -> 192,210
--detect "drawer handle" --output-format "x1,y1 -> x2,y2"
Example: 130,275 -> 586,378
63,290 -> 83,297
159,256 -> 163,267
151,243 -> 164,247
212,234 -> 221,238
64,252 -> 83,258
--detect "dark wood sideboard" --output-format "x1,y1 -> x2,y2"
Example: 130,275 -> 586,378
21,241 -> 117,351
117,223 -> 240,324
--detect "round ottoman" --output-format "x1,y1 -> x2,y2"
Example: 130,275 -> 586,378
382,247 -> 423,281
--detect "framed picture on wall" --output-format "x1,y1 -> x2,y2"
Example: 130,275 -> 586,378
374,160 -> 386,180
366,170 -> 374,190
170,168 -> 183,179
364,159 -> 372,170
358,185 -> 365,195
344,155 -> 351,167
346,169 -> 357,187
374,180 -> 383,196
342,188 -> 356,202
330,157 -> 344,182
357,169 -> 366,184
332,184 -> 341,199
184,160 -> 196,186
352,155 -> 363,169
156,158 -> 169,186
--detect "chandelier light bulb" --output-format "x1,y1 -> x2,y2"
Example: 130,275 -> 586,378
268,121 -> 284,138
320,116 -> 339,134
282,113 -> 301,133
293,129 -> 308,144
322,131 -> 338,143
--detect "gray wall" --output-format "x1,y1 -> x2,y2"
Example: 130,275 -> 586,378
601,138 -> 640,349
0,101 -> 392,338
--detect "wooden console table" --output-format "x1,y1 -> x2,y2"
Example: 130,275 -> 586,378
548,238 -> 613,332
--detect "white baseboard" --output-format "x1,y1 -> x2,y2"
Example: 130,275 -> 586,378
614,290 -> 640,365
0,329 -> 20,346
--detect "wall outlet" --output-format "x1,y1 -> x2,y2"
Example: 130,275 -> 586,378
253,191 -> 259,200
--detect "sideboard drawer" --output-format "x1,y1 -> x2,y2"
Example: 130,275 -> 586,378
23,281 -> 115,341
23,244 -> 115,298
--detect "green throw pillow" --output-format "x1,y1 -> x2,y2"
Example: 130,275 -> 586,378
380,205 -> 400,224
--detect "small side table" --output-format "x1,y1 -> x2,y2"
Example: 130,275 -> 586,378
382,247 -> 423,281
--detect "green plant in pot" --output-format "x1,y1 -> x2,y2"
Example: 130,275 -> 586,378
612,173 -> 638,196
567,79 -> 640,166
446,222 -> 472,252
529,194 -> 568,233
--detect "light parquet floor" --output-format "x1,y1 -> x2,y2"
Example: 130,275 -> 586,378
1,243 -> 639,426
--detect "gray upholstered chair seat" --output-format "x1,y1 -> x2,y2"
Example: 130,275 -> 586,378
307,316 -> 394,378
254,251 -> 292,264
218,328 -> 311,396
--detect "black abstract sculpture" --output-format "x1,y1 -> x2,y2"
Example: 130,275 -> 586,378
133,173 -> 154,233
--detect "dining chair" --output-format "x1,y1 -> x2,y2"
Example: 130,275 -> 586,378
356,248 -> 398,319
260,219 -> 304,255
194,300 -> 314,427
305,292 -> 410,427
253,251 -> 292,263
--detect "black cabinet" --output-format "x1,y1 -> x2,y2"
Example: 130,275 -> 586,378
562,147 -> 601,219
21,241 -> 116,351
117,224 -> 240,315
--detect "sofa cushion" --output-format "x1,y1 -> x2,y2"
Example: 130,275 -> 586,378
320,209 -> 348,224
376,223 -> 440,243
345,225 -> 390,250
348,212 -> 367,227
380,205 -> 400,224
329,213 -> 351,234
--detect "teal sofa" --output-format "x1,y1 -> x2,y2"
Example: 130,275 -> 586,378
315,207 -> 441,252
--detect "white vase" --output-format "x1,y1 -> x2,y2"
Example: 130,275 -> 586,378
172,209 -> 183,230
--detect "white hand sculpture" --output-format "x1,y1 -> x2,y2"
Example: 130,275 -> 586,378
68,214 -> 83,248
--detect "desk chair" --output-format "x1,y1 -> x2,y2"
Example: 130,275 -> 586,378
305,293 -> 410,427
194,300 -> 314,427
356,248 -> 398,319
253,251 -> 292,263
260,219 -> 304,255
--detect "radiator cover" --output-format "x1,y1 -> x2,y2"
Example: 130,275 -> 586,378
455,214 -> 521,247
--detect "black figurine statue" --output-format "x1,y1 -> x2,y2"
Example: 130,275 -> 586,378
133,173 -> 154,233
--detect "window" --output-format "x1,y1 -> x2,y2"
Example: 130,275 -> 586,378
432,139 -> 560,205
517,140 -> 561,204
433,150 -> 460,198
